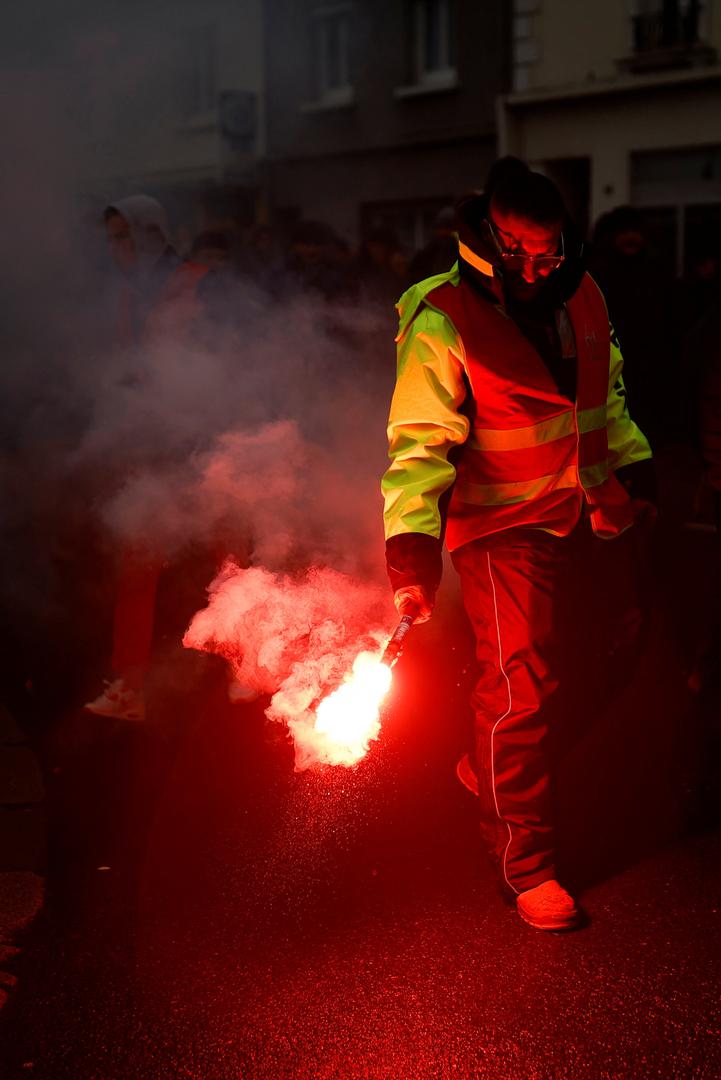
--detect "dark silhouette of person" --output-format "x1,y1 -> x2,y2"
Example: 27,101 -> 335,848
589,206 -> 676,448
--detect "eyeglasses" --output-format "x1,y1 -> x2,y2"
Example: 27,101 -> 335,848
485,218 -> 565,272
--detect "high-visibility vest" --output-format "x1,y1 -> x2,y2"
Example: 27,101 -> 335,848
425,273 -> 636,548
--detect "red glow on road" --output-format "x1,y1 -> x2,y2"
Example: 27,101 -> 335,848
312,651 -> 393,767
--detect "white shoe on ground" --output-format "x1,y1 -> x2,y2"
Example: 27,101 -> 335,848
84,678 -> 145,722
516,879 -> 581,931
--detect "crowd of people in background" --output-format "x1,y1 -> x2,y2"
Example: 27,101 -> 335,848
98,196 -> 483,331
97,187 -> 721,454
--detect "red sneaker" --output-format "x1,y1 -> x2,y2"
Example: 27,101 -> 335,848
516,879 -> 581,931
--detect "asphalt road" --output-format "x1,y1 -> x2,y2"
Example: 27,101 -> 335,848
0,556 -> 719,1080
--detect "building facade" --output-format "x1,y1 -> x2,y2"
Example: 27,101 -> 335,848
263,0 -> 510,249
500,0 -> 721,269
65,0 -> 266,243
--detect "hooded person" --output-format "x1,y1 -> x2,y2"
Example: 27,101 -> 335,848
381,165 -> 655,930
103,195 -> 182,346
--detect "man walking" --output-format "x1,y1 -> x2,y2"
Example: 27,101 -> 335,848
381,167 -> 654,930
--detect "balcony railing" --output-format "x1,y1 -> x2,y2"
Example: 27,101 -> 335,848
620,2 -> 716,72
633,4 -> 700,52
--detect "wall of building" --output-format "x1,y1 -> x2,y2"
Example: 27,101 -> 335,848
265,1 -> 505,159
264,0 -> 509,243
9,0 -> 268,243
512,0 -> 721,93
506,71 -> 721,221
512,0 -> 627,92
268,136 -> 496,246
78,0 -> 265,194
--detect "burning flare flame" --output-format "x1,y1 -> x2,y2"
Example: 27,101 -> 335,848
312,651 -> 392,767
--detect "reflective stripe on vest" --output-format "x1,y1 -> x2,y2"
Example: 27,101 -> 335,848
467,404 -> 607,452
454,464 -> 579,506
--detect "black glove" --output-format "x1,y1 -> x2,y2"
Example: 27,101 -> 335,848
385,532 -> 443,598
386,533 -> 443,625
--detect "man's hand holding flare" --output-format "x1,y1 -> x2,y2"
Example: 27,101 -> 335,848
393,584 -> 433,624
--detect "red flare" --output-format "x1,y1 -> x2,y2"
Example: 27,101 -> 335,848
312,651 -> 393,766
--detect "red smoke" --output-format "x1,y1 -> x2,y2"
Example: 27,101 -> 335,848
184,561 -> 390,769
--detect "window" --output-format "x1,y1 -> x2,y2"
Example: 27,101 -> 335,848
177,25 -> 217,118
412,0 -> 456,87
311,4 -> 353,106
622,1 -> 713,73
631,0 -> 704,53
631,146 -> 721,274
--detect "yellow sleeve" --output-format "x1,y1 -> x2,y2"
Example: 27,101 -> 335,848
606,324 -> 652,471
382,305 -> 470,540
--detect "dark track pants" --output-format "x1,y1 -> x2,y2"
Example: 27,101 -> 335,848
451,523 -> 643,895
